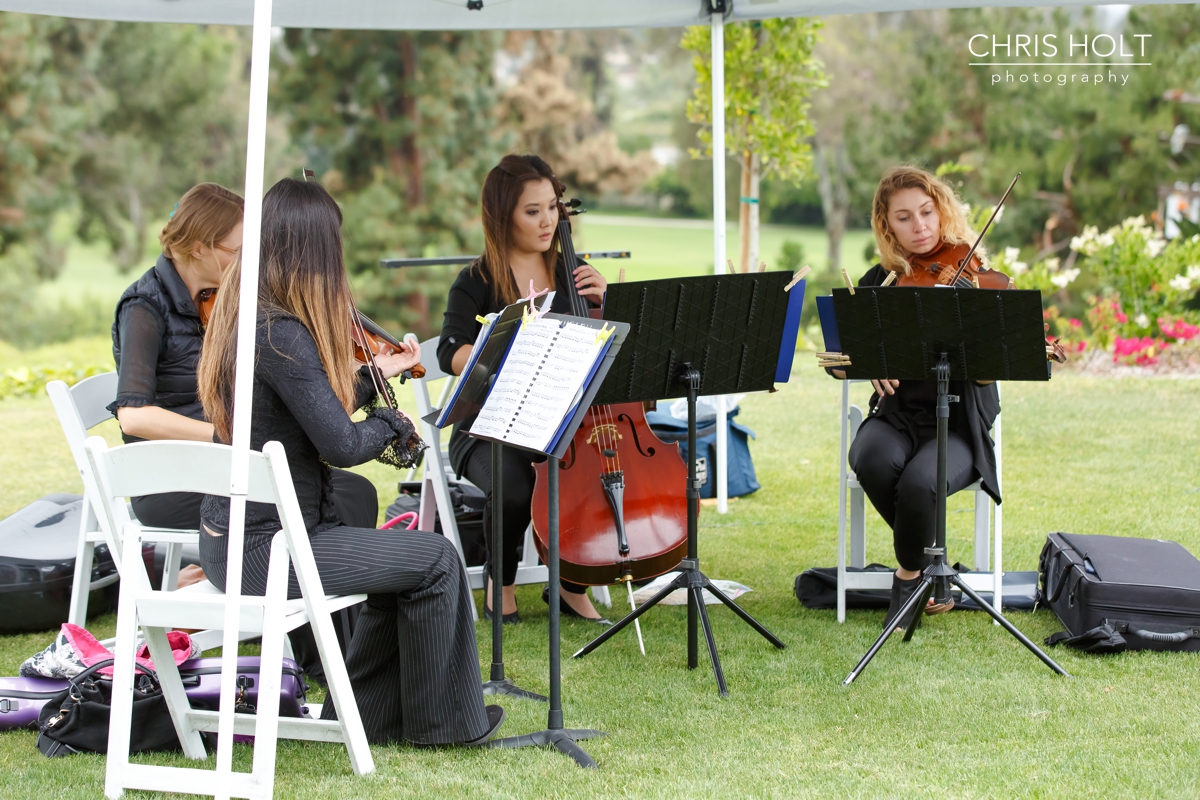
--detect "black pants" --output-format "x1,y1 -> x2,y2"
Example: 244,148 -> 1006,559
461,443 -> 585,595
201,526 -> 488,746
847,418 -> 978,572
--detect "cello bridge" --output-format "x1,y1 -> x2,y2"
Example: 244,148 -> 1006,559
587,424 -> 622,446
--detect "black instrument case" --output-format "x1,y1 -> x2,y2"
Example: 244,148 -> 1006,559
1039,532 -> 1200,652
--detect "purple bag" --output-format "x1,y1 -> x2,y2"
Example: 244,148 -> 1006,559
0,657 -> 308,732
0,676 -> 70,731
178,656 -> 308,719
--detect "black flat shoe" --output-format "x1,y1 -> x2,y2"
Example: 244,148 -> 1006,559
883,573 -> 923,634
410,705 -> 506,748
542,586 -> 611,625
465,705 -> 506,747
483,605 -> 520,624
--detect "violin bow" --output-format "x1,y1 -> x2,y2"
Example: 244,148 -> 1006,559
950,172 -> 1020,286
349,302 -> 396,411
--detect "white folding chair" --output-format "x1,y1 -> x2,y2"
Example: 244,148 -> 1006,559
47,374 -> 194,625
87,437 -> 373,800
835,379 -> 1003,622
409,336 -> 609,618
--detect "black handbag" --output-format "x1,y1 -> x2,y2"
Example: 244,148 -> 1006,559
36,658 -> 180,757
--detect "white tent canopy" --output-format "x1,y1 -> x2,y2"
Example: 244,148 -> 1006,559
0,0 -> 1162,28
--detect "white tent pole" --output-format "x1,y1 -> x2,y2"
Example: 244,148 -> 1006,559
215,0 -> 272,787
711,10 -> 729,514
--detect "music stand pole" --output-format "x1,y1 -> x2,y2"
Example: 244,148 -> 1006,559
492,454 -> 604,765
843,353 -> 1070,684
573,364 -> 787,697
482,441 -> 546,701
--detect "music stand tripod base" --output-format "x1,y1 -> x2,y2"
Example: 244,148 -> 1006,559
482,441 -> 547,702
838,349 -> 1070,685
574,366 -> 786,697
490,453 -> 604,767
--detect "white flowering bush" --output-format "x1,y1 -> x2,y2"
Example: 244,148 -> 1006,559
1068,216 -> 1200,341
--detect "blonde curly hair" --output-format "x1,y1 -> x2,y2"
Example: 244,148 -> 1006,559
871,166 -> 983,275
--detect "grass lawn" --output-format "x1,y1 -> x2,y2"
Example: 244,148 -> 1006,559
2,344 -> 1200,797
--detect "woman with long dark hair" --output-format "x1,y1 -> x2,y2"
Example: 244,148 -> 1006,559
197,177 -> 502,747
832,165 -> 1001,634
438,154 -> 608,623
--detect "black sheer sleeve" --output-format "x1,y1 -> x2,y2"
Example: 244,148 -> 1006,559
438,265 -> 491,376
258,318 -> 420,468
109,299 -> 166,414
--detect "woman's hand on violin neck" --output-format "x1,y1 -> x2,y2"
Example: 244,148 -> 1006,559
871,379 -> 899,397
573,264 -> 606,302
372,340 -> 421,379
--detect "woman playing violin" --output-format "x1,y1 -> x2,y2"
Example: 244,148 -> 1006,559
832,165 -> 1001,634
109,183 -> 244,530
437,154 -> 609,624
197,177 -> 503,747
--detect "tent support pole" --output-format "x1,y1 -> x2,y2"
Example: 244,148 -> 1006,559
215,0 -> 273,789
711,11 -> 728,514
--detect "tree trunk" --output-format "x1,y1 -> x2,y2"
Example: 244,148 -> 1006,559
815,140 -> 851,274
747,152 -> 761,274
738,152 -> 752,273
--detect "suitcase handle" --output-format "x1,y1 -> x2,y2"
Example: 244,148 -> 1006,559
1108,620 -> 1200,644
1130,628 -> 1199,644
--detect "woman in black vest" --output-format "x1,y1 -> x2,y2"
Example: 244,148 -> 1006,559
831,166 -> 1001,634
438,154 -> 608,624
197,177 -> 501,747
110,183 -> 376,531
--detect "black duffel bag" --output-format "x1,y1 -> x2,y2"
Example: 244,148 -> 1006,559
36,659 -> 180,757
1039,532 -> 1200,654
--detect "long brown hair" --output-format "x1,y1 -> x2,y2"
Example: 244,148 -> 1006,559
871,165 -> 983,275
199,178 -> 357,445
159,183 -> 244,267
478,154 -> 562,305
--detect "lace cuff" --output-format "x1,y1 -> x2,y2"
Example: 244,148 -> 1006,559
367,407 -> 426,469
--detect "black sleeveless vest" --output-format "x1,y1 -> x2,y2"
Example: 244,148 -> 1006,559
110,255 -> 206,423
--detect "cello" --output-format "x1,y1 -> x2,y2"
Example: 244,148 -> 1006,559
530,199 -> 690,587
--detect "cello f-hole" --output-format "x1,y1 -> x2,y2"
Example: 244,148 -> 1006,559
617,412 -> 656,457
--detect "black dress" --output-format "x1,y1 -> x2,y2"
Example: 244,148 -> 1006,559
844,265 -> 1001,571
199,313 -> 489,745
437,257 -> 590,592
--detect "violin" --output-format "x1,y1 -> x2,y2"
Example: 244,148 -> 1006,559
195,287 -> 426,380
530,197 -> 689,587
894,173 -> 1021,291
896,240 -> 1013,290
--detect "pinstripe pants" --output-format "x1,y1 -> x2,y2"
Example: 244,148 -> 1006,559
200,527 -> 489,746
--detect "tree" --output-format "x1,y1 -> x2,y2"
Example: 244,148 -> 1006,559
275,29 -> 508,337
682,19 -> 825,273
497,31 -> 658,199
73,23 -> 263,272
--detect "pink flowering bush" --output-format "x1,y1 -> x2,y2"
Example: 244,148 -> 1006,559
1112,336 -> 1169,366
1158,316 -> 1200,342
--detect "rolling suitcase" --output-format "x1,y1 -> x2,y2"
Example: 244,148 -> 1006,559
1039,532 -> 1200,653
0,657 -> 308,731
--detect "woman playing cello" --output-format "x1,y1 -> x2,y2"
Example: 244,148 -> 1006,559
831,165 -> 1002,634
437,154 -> 609,624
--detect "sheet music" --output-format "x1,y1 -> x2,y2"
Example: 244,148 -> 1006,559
469,317 -> 607,452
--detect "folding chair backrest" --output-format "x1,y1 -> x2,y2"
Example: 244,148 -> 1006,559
47,374 -> 117,489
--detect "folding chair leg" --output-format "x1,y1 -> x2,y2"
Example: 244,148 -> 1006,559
162,541 -> 183,591
141,626 -> 207,759
69,538 -> 96,627
250,535 -> 293,797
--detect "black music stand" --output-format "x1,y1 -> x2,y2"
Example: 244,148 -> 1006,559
472,312 -> 630,768
572,272 -> 804,696
829,285 -> 1071,684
